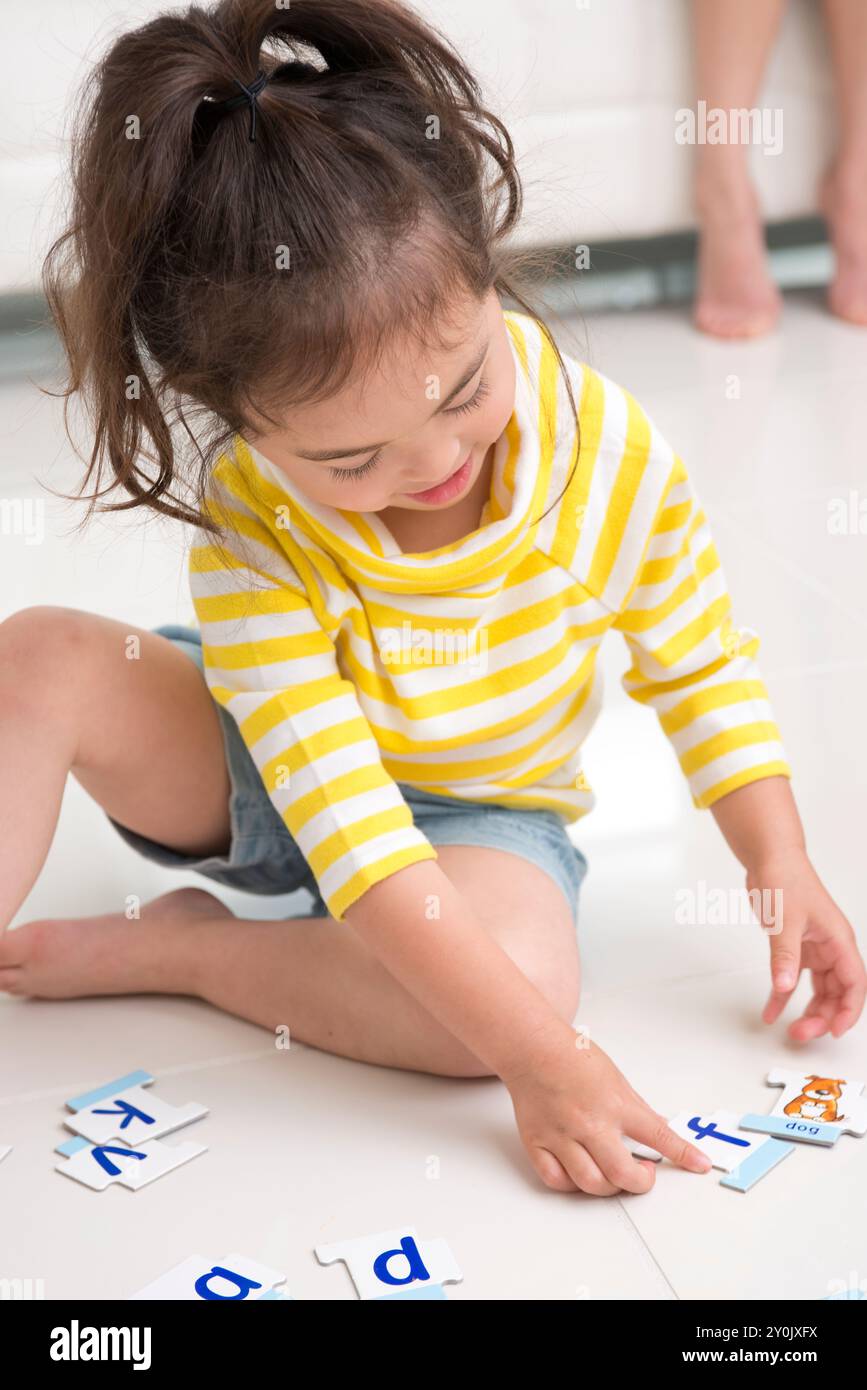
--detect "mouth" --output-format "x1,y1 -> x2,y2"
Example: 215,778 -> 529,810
403,450 -> 474,505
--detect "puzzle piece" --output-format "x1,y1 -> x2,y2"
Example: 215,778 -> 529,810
315,1228 -> 462,1300
627,1110 -> 794,1190
0,1146 -> 10,1165
740,1069 -> 867,1147
131,1254 -> 289,1301
376,1284 -> 448,1300
64,1069 -> 207,1145
628,1110 -> 772,1169
55,1134 -> 206,1191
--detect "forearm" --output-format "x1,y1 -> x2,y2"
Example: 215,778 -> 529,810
343,858 -> 573,1080
709,774 -> 805,871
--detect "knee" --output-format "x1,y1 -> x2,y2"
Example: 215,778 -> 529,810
0,605 -> 91,680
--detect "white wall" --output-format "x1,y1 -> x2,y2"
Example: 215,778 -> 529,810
1,0 -> 835,295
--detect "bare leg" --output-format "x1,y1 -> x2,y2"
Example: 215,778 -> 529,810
820,0 -> 867,324
0,847 -> 582,1079
691,0 -> 788,338
0,606 -> 232,935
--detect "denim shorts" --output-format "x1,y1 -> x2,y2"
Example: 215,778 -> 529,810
105,623 -> 589,925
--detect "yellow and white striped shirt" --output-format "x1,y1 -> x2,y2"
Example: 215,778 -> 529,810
188,309 -> 790,920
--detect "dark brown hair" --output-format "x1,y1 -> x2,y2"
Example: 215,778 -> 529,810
41,0 -> 580,542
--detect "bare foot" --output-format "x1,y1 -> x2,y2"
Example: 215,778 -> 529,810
0,887 -> 233,1000
693,176 -> 781,339
821,166 -> 867,326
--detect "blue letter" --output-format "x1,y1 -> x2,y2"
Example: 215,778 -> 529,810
194,1266 -> 264,1301
92,1100 -> 154,1130
90,1145 -> 148,1176
373,1237 -> 431,1288
687,1117 -> 750,1149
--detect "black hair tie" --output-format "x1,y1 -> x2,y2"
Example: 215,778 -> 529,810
211,68 -> 270,142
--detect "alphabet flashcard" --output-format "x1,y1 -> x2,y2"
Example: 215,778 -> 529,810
131,1254 -> 290,1301
315,1227 -> 462,1300
627,1110 -> 794,1191
739,1069 -> 867,1147
55,1133 -> 206,1191
64,1069 -> 207,1146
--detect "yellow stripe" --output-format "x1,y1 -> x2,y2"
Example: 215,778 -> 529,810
694,762 -> 792,810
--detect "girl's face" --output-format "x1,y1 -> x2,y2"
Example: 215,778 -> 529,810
246,287 -> 515,513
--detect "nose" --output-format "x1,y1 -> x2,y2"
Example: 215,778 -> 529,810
404,445 -> 467,490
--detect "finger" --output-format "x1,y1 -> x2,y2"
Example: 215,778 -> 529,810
764,911 -> 804,1014
558,1141 -> 623,1198
0,967 -> 22,994
628,1108 -> 713,1174
530,1146 -> 580,1194
787,990 -> 835,1043
584,1135 -> 656,1195
829,957 -> 867,1038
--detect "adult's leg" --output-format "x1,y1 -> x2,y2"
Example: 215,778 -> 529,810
820,0 -> 867,324
691,0 -> 788,337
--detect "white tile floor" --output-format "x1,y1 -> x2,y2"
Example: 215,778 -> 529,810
1,288 -> 865,1301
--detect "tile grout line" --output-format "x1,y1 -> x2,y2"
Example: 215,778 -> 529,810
613,1199 -> 680,1301
0,1044 -> 279,1108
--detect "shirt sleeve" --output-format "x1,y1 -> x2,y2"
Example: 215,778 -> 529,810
589,381 -> 792,808
187,465 -> 438,922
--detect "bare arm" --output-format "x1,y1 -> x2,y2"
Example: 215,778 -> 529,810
710,775 -> 866,1037
344,858 -> 713,1195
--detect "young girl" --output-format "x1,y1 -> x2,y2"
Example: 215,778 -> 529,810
3,0 -> 863,1199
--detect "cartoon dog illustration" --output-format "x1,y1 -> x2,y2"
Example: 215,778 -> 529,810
783,1076 -> 847,1124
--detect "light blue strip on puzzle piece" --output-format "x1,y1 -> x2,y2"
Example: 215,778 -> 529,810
56,1135 -> 91,1157
66,1070 -> 153,1112
739,1113 -> 840,1147
825,1289 -> 866,1300
258,1289 -> 292,1301
376,1283 -> 448,1300
720,1138 -> 794,1192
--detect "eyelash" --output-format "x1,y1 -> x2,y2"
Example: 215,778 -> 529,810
328,375 -> 492,482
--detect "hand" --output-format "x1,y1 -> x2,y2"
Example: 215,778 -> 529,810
748,846 -> 867,1040
503,1033 -> 713,1197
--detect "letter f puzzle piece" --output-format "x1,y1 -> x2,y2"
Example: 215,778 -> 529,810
131,1254 -> 291,1301
740,1069 -> 867,1147
629,1110 -> 794,1191
55,1133 -> 206,1191
63,1069 -> 207,1145
315,1227 -> 462,1300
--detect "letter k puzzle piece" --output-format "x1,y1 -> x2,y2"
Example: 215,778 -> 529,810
55,1133 -> 206,1191
315,1227 -> 462,1300
739,1069 -> 867,1146
63,1069 -> 207,1145
131,1254 -> 290,1301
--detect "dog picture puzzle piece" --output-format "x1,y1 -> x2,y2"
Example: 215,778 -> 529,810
740,1070 -> 867,1147
131,1254 -> 290,1301
627,1111 -> 794,1191
315,1227 -> 462,1301
55,1133 -> 206,1191
63,1069 -> 207,1146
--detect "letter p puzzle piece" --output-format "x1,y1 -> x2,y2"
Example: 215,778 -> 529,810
315,1227 -> 462,1300
739,1069 -> 867,1147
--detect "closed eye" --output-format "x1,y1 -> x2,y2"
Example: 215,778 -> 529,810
328,375 -> 492,482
